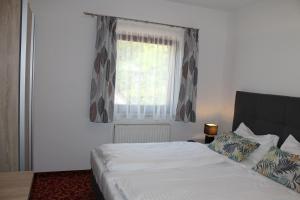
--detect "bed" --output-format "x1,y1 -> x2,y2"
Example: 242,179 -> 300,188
91,91 -> 300,200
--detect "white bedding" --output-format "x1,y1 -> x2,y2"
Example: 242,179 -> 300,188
91,142 -> 299,200
96,142 -> 224,171
91,142 -> 225,199
108,161 -> 299,200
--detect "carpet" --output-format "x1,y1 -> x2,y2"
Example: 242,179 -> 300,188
30,170 -> 96,200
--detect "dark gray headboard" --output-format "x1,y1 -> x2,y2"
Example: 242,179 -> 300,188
232,91 -> 300,147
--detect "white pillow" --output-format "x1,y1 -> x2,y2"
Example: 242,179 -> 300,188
234,122 -> 256,137
281,135 -> 300,155
234,123 -> 279,168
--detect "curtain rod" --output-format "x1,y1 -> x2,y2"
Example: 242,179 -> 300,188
83,12 -> 196,30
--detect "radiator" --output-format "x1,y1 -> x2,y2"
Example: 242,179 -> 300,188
113,124 -> 171,143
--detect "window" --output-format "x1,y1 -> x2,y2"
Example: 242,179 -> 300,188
114,20 -> 184,120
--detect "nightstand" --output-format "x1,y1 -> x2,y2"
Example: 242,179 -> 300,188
188,133 -> 206,144
188,133 -> 216,144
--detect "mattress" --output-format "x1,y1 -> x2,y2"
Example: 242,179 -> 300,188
91,142 -> 299,200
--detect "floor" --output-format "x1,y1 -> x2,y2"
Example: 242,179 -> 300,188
30,170 -> 96,200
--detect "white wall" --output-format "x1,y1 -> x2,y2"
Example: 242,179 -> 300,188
31,0 -> 233,172
219,0 -> 300,131
234,0 -> 300,97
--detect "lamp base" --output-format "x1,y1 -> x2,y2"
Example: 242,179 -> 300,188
204,135 -> 215,144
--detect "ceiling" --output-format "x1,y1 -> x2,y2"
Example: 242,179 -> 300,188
167,0 -> 260,11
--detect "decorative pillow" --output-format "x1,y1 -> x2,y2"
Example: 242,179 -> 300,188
253,146 -> 300,193
208,132 -> 260,162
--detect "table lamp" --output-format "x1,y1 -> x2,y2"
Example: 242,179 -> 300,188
204,123 -> 218,143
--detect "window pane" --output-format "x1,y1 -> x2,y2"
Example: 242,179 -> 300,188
115,40 -> 172,106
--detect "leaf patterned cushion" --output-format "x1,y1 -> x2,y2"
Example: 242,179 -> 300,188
208,132 -> 260,162
253,146 -> 300,193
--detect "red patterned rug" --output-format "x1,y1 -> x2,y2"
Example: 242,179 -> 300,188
30,170 -> 96,200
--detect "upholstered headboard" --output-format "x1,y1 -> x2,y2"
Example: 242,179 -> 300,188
232,91 -> 300,147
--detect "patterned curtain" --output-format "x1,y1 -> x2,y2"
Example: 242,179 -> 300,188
175,28 -> 199,122
90,16 -> 117,123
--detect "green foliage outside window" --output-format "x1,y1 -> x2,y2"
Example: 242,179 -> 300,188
115,40 -> 172,105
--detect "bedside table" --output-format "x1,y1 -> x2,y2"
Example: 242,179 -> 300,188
188,133 -> 206,144
189,133 -> 216,144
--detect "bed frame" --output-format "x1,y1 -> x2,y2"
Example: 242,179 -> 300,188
91,173 -> 105,200
232,91 -> 300,146
93,90 -> 300,199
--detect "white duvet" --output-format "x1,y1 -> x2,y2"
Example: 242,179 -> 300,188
92,142 -> 300,200
95,142 -> 224,171
108,160 -> 299,200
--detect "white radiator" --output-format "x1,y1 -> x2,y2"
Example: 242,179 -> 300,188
113,124 -> 171,143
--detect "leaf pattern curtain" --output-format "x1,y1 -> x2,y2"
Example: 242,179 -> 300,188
90,16 -> 117,123
175,28 -> 199,122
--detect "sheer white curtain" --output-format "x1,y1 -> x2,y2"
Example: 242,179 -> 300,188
114,20 -> 184,121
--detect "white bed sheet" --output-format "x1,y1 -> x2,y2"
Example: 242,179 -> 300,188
91,142 -> 299,200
